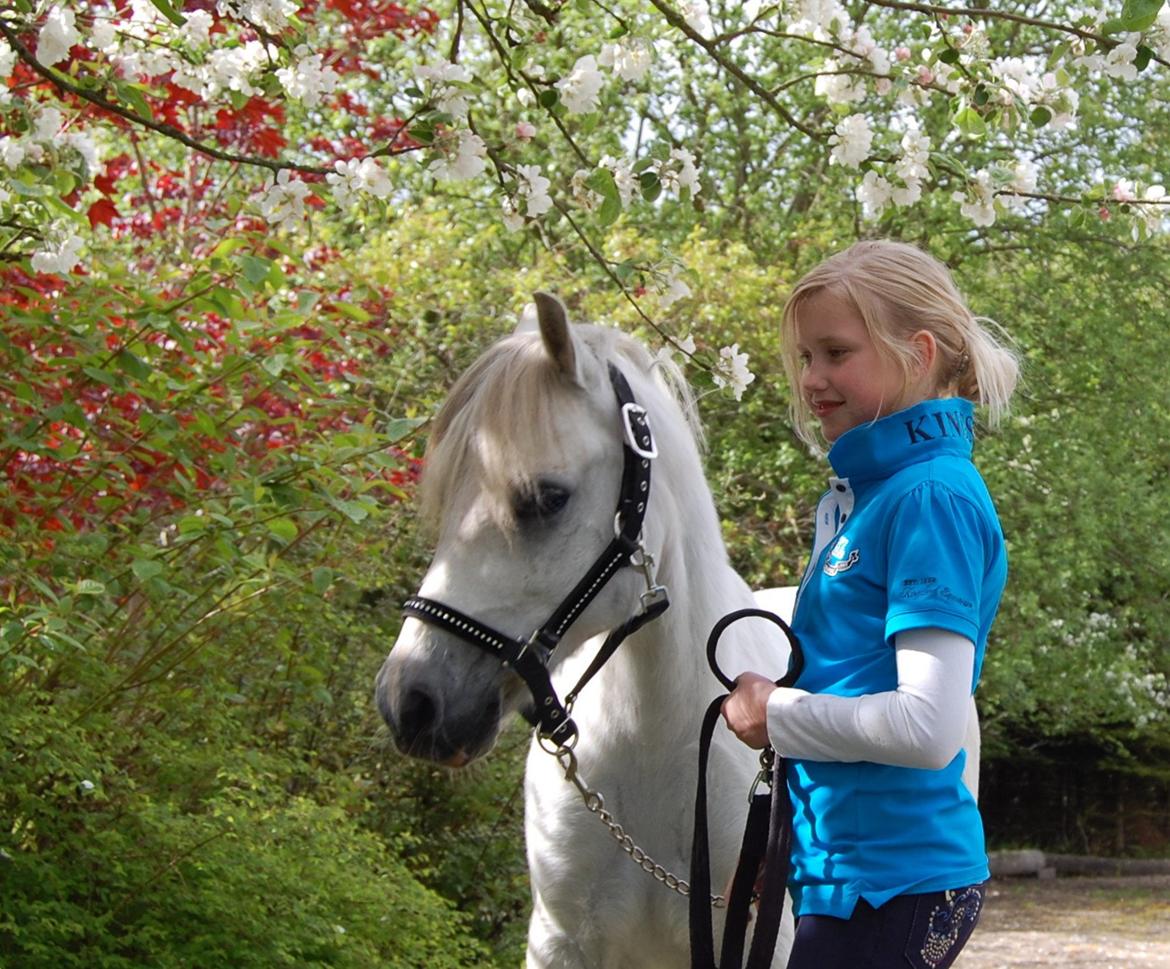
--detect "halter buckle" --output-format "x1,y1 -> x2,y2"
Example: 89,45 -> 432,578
620,403 -> 658,460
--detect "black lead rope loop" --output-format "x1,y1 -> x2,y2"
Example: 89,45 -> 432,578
705,607 -> 804,692
691,608 -> 804,969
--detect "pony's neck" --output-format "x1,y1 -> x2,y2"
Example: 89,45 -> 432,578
586,460 -> 761,744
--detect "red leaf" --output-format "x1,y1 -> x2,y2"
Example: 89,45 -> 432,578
88,197 -> 120,229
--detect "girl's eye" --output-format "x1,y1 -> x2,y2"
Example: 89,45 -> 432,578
513,481 -> 571,522
797,352 -> 811,368
828,347 -> 850,360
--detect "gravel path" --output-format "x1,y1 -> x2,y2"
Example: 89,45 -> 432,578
957,875 -> 1170,968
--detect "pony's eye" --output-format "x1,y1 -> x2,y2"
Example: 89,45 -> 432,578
513,482 -> 571,522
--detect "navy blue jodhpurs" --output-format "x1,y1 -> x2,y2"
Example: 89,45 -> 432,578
785,882 -> 986,969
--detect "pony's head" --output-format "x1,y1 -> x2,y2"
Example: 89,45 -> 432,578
375,294 -> 700,765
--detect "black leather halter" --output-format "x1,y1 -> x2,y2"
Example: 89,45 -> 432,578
403,363 -> 670,747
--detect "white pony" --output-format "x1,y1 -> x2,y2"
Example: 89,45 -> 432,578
374,295 -> 982,968
376,295 -> 796,968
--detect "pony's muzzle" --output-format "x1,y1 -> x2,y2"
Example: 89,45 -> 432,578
375,648 -> 503,766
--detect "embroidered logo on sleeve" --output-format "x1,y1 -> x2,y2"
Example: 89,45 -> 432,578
823,536 -> 860,576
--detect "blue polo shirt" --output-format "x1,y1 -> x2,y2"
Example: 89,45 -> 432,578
787,398 -> 1005,918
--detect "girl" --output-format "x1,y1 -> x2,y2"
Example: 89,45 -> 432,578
721,240 -> 1019,969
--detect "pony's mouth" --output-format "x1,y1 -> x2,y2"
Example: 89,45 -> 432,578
442,750 -> 475,768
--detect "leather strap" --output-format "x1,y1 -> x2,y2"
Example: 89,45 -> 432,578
690,608 -> 803,969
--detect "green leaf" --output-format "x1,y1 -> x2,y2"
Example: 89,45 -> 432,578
538,89 -> 560,109
131,559 -> 164,581
586,168 -> 623,226
311,567 -> 334,596
73,579 -> 106,597
1030,105 -> 1053,128
116,349 -> 152,381
639,171 -> 662,202
240,255 -> 273,286
148,0 -> 187,25
953,106 -> 987,139
266,518 -> 299,542
1135,45 -> 1154,72
383,416 -> 426,442
263,353 -> 290,377
178,515 -> 208,534
1118,0 -> 1164,31
937,48 -> 961,65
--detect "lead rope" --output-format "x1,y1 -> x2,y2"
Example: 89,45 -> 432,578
690,608 -> 804,969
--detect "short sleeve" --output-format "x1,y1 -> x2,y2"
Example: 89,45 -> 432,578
884,482 -> 991,646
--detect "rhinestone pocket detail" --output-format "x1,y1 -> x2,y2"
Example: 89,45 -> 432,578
920,885 -> 983,968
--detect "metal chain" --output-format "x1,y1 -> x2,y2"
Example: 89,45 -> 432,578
551,743 -> 726,909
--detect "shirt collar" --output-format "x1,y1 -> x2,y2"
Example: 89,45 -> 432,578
827,398 -> 977,483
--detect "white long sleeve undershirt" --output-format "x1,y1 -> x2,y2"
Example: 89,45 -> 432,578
765,627 -> 975,771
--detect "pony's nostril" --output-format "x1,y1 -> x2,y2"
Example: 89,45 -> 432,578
399,686 -> 437,744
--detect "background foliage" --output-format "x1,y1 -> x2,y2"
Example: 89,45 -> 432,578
2,0 -> 1170,966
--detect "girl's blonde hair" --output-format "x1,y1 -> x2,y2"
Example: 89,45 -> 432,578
780,239 -> 1019,449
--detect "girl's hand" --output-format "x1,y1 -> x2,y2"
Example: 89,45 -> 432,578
720,672 -> 777,749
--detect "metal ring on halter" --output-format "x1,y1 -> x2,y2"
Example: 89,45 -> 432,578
620,402 -> 658,459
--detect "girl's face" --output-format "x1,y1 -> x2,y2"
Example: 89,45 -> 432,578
795,288 -> 929,443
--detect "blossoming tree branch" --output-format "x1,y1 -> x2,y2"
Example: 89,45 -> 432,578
1,0 -> 1168,396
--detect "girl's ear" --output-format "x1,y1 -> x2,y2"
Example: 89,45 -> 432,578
909,329 -> 938,378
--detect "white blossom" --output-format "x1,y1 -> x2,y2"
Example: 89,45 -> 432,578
599,38 -> 653,82
815,58 -> 866,105
63,131 -> 100,174
515,164 -> 552,216
88,18 -> 117,51
226,0 -> 299,33
415,62 -> 472,118
327,157 -> 392,206
428,129 -> 487,182
556,55 -> 605,114
31,231 -> 84,275
680,0 -> 713,36
0,40 -> 16,79
258,169 -> 311,230
200,40 -> 279,98
828,114 -> 873,168
713,343 -> 756,400
655,333 -> 696,366
858,169 -> 893,218
37,5 -> 80,66
1135,184 -> 1168,236
1153,8 -> 1170,61
0,135 -> 26,170
658,267 -> 692,309
501,196 -> 525,232
953,169 -> 997,227
659,147 -> 701,197
599,155 -> 638,208
32,106 -> 64,143
789,0 -> 844,36
179,10 -> 214,46
570,168 -> 602,212
1103,40 -> 1140,82
890,178 -> 922,207
895,127 -> 931,183
276,46 -> 339,108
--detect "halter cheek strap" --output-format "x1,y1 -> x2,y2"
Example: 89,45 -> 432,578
402,363 -> 669,745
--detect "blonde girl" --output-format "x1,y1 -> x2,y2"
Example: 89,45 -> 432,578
722,240 -> 1018,969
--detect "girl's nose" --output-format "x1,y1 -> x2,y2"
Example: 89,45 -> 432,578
801,363 -> 827,394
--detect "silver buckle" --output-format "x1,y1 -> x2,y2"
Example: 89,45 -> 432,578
620,403 -> 658,459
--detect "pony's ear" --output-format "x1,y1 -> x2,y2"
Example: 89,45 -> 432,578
532,291 -> 579,380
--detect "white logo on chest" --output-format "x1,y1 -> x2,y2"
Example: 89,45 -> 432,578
824,535 -> 861,576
